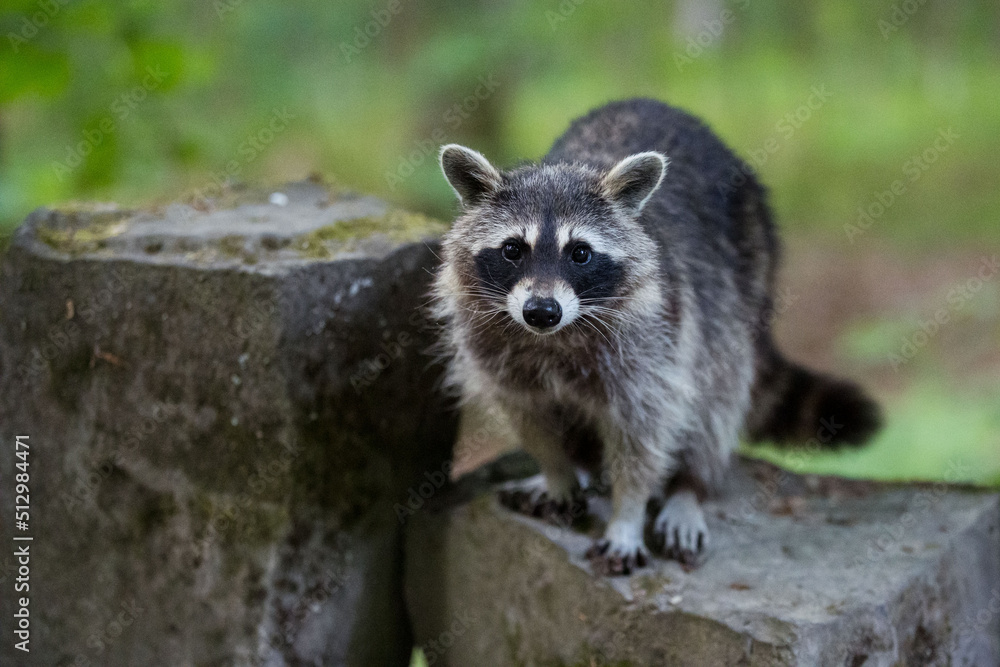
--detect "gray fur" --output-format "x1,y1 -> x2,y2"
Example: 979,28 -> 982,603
432,99 -> 881,574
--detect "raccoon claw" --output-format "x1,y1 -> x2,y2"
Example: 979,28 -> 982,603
653,523 -> 707,566
497,483 -> 587,527
660,541 -> 702,569
586,539 -> 649,576
653,491 -> 709,569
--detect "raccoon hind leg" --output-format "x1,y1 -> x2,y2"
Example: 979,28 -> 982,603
652,468 -> 711,568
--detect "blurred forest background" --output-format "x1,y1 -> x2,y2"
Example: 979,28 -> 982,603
1,0 -> 998,487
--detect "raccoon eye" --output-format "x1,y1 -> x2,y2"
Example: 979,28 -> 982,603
571,244 -> 592,265
501,241 -> 522,262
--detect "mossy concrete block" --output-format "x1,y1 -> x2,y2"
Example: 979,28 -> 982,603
0,181 -> 456,666
405,453 -> 1000,666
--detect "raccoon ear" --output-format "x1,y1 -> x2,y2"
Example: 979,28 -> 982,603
602,152 -> 668,215
439,144 -> 502,207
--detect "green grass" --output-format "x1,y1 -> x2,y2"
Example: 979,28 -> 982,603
745,379 -> 1000,485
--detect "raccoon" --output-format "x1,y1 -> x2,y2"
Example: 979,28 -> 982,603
432,98 -> 881,575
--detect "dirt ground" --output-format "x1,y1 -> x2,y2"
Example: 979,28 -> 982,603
777,235 -> 1000,393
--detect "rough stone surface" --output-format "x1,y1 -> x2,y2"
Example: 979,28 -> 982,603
0,181 -> 456,666
405,452 -> 1000,666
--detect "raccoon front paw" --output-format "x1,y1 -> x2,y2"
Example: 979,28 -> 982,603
496,474 -> 587,526
586,537 -> 649,576
652,489 -> 709,569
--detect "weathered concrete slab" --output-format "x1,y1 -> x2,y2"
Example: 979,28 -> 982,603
405,452 -> 1000,666
0,181 -> 456,666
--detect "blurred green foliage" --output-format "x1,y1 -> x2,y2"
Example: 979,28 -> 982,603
2,0 -> 999,245
1,1 -> 997,490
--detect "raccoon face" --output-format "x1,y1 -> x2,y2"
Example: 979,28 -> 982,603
438,144 -> 667,337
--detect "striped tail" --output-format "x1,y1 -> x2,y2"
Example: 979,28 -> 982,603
745,346 -> 883,447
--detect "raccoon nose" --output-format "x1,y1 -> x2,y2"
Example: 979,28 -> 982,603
522,297 -> 562,329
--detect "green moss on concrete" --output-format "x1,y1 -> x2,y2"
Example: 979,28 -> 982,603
296,209 -> 447,258
215,235 -> 260,264
36,210 -> 132,255
218,235 -> 246,257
